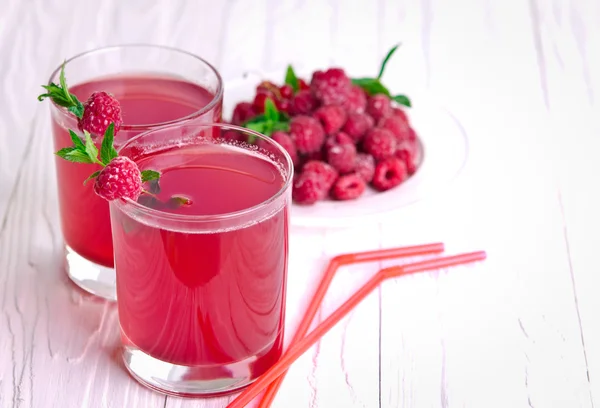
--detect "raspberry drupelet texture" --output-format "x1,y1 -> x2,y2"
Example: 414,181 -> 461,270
362,128 -> 397,160
310,68 -> 351,106
326,136 -> 357,174
371,157 -> 407,191
93,156 -> 142,201
78,91 -> 123,136
302,160 -> 338,190
290,90 -> 319,116
313,105 -> 348,135
342,85 -> 368,114
231,102 -> 256,125
331,173 -> 366,201
292,171 -> 328,205
354,153 -> 376,183
289,115 -> 326,154
366,94 -> 392,122
395,140 -> 420,175
271,131 -> 299,166
378,115 -> 410,143
342,112 -> 375,143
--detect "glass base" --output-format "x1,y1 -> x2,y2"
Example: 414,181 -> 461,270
65,245 -> 116,301
121,341 -> 259,397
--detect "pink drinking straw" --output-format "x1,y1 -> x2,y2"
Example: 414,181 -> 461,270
227,250 -> 487,408
257,243 -> 445,408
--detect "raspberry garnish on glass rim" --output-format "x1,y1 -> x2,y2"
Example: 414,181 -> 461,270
38,63 -> 190,207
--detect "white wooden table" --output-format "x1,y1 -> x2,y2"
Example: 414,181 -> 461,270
1,0 -> 599,407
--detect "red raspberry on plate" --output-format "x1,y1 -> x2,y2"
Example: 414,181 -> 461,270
342,112 -> 375,143
395,140 -> 420,175
342,85 -> 368,114
303,160 -> 338,190
290,115 -> 325,154
298,79 -> 310,91
378,115 -> 410,143
290,90 -> 319,115
324,131 -> 354,150
407,127 -> 417,142
256,81 -> 280,96
231,102 -> 256,125
271,131 -> 299,166
94,156 -> 142,201
362,128 -> 397,160
331,173 -> 366,201
78,91 -> 123,136
392,107 -> 409,123
310,68 -> 351,106
371,157 -> 407,191
366,94 -> 392,122
354,153 -> 375,183
279,84 -> 294,99
325,137 -> 357,174
253,93 -> 275,114
275,98 -> 291,114
313,105 -> 348,135
292,170 -> 328,205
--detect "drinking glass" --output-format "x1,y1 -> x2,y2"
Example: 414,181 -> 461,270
109,123 -> 293,396
48,44 -> 223,300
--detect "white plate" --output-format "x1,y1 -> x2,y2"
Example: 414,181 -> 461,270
223,72 -> 469,228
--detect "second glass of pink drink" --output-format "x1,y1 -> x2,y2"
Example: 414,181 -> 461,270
109,123 -> 293,396
49,45 -> 223,300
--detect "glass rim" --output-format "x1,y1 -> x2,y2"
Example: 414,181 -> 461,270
47,43 -> 224,131
112,122 -> 294,224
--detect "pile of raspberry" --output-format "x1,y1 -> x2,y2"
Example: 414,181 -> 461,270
230,68 -> 421,205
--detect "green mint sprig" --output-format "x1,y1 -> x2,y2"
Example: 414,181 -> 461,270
351,44 -> 412,107
242,98 -> 290,140
38,62 -> 85,119
284,65 -> 300,93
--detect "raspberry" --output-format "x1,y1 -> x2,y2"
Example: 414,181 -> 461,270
289,115 -> 325,154
325,137 -> 357,174
302,160 -> 338,190
342,85 -> 368,114
292,171 -> 328,205
298,79 -> 310,91
354,153 -> 376,183
313,105 -> 347,135
280,84 -> 294,99
378,115 -> 411,143
253,93 -> 275,114
366,94 -> 392,122
324,131 -> 354,150
93,156 -> 142,201
331,173 -> 366,201
78,91 -> 123,136
256,81 -> 280,96
407,127 -> 417,142
310,68 -> 351,106
392,107 -> 409,123
231,102 -> 256,125
290,90 -> 319,116
362,128 -> 397,160
275,98 -> 291,114
395,140 -> 420,175
271,131 -> 299,166
342,113 -> 375,143
371,157 -> 407,191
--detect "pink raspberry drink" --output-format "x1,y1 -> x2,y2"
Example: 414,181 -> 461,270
47,45 -> 223,300
109,124 -> 293,396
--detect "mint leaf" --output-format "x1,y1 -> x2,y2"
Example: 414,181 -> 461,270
264,98 -> 279,122
243,114 -> 267,126
56,148 -> 94,164
100,124 -> 118,165
83,131 -> 101,165
285,65 -> 300,93
83,170 -> 101,185
245,122 -> 266,134
59,63 -> 75,106
378,44 -> 400,79
272,121 -> 291,132
352,78 -> 391,97
68,130 -> 86,151
141,170 -> 160,183
393,94 -> 411,107
37,62 -> 85,118
67,97 -> 84,118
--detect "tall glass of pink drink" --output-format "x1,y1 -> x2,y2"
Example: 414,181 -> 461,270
109,123 -> 293,396
48,45 -> 223,300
